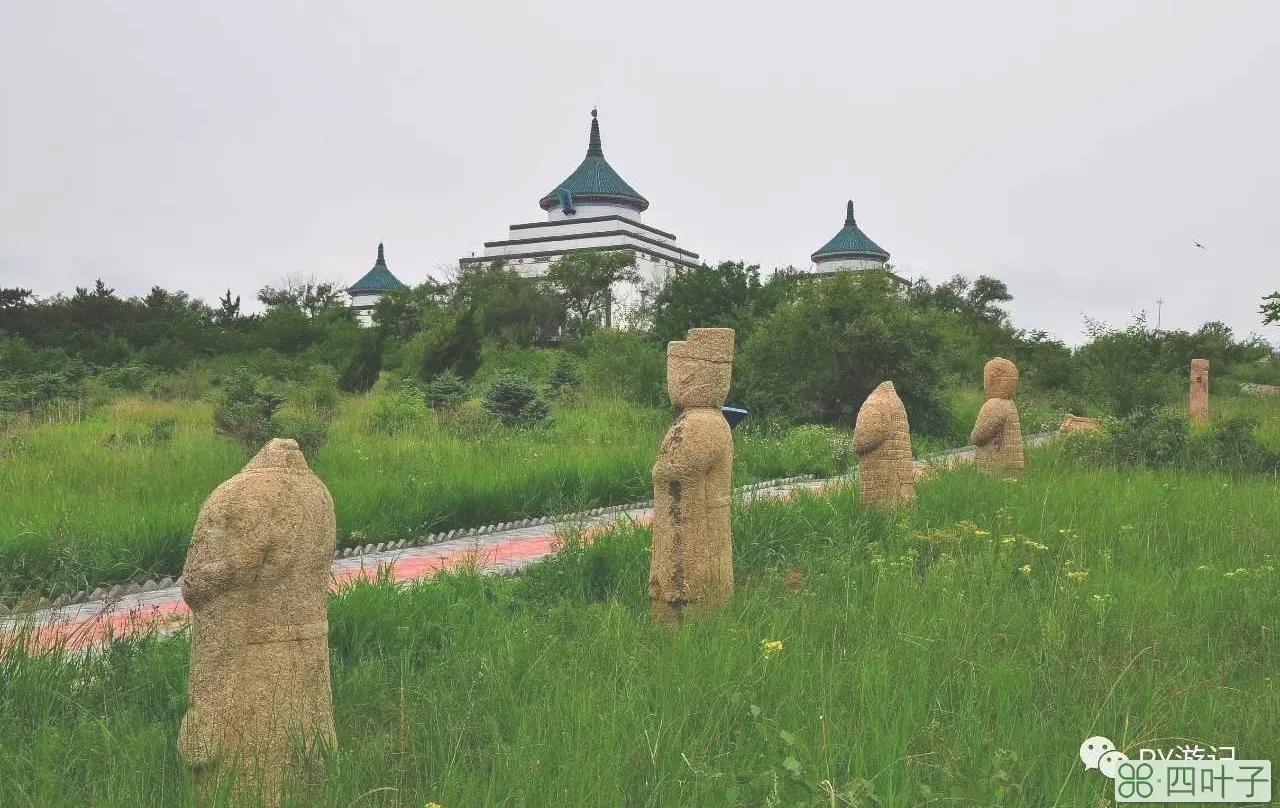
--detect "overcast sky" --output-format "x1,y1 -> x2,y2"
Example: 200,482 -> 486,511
2,1 -> 1276,345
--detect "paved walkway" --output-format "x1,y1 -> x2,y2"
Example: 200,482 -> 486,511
0,441 -> 1000,654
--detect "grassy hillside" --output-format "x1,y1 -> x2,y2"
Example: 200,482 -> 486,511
0,394 -> 838,600
2,446 -> 1276,806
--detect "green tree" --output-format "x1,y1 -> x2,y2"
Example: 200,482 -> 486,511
452,262 -> 565,346
649,261 -> 763,346
1261,291 -> 1280,325
339,331 -> 383,393
410,308 -> 483,381
544,250 -> 639,336
738,271 -> 950,435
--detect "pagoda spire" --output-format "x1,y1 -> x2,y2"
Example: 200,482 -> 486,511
845,200 -> 856,227
587,107 -> 603,156
375,242 -> 386,266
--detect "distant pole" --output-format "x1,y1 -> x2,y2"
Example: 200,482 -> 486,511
1156,298 -> 1164,332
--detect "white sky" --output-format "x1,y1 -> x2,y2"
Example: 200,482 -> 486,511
2,1 -> 1277,345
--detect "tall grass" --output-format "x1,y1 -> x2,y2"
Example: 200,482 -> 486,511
0,396 -> 837,599
2,447 -> 1275,806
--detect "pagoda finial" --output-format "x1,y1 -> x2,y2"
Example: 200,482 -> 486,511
587,107 -> 603,157
376,242 -> 386,266
845,200 -> 857,227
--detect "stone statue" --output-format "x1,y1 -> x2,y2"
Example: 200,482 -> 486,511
1190,358 -> 1209,423
649,328 -> 735,624
970,357 -> 1025,475
178,439 -> 337,805
851,381 -> 915,509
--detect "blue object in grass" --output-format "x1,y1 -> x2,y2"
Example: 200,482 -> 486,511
722,406 -> 748,429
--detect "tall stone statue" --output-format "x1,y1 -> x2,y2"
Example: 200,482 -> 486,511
970,357 -> 1025,475
852,381 -> 915,509
649,328 -> 735,625
1190,358 -> 1209,423
179,438 -> 337,805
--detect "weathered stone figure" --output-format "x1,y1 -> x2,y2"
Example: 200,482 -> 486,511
649,328 -> 735,624
851,381 -> 915,509
970,357 -> 1025,475
179,438 -> 337,804
1190,358 -> 1209,423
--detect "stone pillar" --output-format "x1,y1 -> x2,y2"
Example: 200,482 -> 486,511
178,439 -> 337,805
851,381 -> 915,509
1190,358 -> 1209,423
970,357 -> 1025,475
649,328 -> 735,625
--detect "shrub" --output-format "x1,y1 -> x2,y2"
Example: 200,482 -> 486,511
296,364 -> 340,418
367,390 -> 431,436
440,400 -> 497,441
424,371 -> 469,410
212,369 -> 283,450
146,417 -> 176,445
548,353 -> 583,391
274,409 -> 330,456
579,329 -> 667,407
1109,407 -> 1188,467
98,364 -> 155,392
340,333 -> 383,393
1187,416 -> 1280,475
483,373 -> 550,427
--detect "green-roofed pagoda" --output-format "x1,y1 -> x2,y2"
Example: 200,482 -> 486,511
347,243 -> 407,325
461,108 -> 698,327
810,200 -> 892,274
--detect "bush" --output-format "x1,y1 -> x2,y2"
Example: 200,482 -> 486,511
295,364 -> 340,418
367,390 -> 431,436
340,333 -> 383,393
212,369 -> 283,450
98,364 -> 155,392
439,400 -> 497,441
274,409 -> 330,456
1109,407 -> 1188,467
579,329 -> 667,407
483,373 -> 551,427
1187,416 -> 1280,475
424,371 -> 469,410
548,353 -> 583,391
1057,409 -> 1280,475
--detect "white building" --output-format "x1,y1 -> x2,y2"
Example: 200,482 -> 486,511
461,109 -> 699,325
346,242 -> 407,326
808,200 -> 893,274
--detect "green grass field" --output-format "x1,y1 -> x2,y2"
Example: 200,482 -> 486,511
0,394 -> 838,601
3,445 -> 1275,806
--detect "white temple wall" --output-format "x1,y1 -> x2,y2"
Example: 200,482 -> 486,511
811,257 -> 887,273
546,203 -> 641,222
483,234 -> 693,266
505,217 -> 678,245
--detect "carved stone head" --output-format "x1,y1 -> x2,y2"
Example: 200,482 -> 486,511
667,328 -> 734,410
983,357 -> 1019,400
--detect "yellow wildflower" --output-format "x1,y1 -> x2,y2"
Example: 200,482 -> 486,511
1019,564 -> 1032,575
426,803 -> 445,808
761,639 -> 784,659
1000,536 -> 1017,546
974,529 -> 991,537
1065,570 -> 1089,582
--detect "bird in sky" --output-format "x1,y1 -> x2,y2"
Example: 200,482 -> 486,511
1194,241 -> 1206,249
